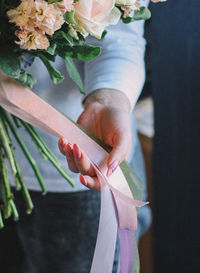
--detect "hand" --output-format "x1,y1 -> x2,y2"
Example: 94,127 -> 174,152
58,89 -> 132,190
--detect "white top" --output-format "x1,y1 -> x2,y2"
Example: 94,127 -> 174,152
10,6 -> 148,192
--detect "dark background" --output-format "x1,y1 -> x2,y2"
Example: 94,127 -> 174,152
142,1 -> 200,272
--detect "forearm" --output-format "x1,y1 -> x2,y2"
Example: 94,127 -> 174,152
84,17 -> 147,110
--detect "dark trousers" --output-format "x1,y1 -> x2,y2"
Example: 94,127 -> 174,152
0,189 -> 112,273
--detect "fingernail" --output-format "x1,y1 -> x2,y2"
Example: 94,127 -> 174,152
65,143 -> 73,156
80,175 -> 87,186
59,138 -> 64,147
73,144 -> 82,159
107,160 -> 119,177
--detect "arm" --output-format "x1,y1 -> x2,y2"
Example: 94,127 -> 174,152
84,17 -> 147,110
59,13 -> 148,189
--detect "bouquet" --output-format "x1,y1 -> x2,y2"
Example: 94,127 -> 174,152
0,0 -> 155,227
0,1 -> 166,272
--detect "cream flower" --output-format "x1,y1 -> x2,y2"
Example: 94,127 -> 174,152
15,29 -> 49,50
73,0 -> 121,39
32,0 -> 65,35
7,0 -> 35,29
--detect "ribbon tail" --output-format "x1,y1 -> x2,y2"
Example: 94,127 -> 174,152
90,181 -> 118,273
118,229 -> 135,273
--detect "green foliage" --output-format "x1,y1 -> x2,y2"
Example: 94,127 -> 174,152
52,30 -> 74,47
17,70 -> 36,89
38,53 -> 64,84
48,0 -> 62,4
0,47 -> 36,88
0,47 -> 21,78
63,45 -> 101,61
46,43 -> 57,55
100,30 -> 107,40
122,7 -> 151,24
64,10 -> 77,25
61,54 -> 85,94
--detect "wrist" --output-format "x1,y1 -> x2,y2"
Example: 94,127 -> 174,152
83,89 -> 131,113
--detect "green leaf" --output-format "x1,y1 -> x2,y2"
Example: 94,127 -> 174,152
133,232 -> 140,273
122,7 -> 151,24
0,47 -> 21,78
17,69 -> 36,89
100,30 -> 107,40
64,10 -> 77,25
133,7 -> 151,21
46,43 -> 57,55
64,45 -> 101,61
48,0 -> 61,3
53,31 -> 74,46
61,54 -> 85,94
120,161 -> 144,201
38,53 -> 64,84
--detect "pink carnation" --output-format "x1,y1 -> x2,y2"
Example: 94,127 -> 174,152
33,1 -> 65,36
15,29 -> 49,50
7,0 -> 65,50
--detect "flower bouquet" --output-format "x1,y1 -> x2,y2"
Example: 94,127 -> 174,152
0,0 -> 153,226
0,0 -> 166,272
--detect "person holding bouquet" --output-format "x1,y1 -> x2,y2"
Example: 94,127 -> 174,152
0,0 -> 153,272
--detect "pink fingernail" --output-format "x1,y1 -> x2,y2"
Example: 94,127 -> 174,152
80,175 -> 87,186
107,160 -> 119,177
65,143 -> 73,156
73,144 -> 82,159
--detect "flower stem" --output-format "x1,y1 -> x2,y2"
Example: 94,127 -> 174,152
0,117 -> 17,175
10,199 -> 19,221
13,154 -> 34,214
0,150 -> 12,219
21,120 -> 75,187
1,109 -> 47,194
12,115 -> 21,128
1,112 -> 34,214
0,209 -> 4,229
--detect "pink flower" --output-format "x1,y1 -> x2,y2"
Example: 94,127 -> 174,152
15,29 -> 50,50
59,0 -> 74,13
33,1 -> 65,35
73,0 -> 121,39
7,0 -> 66,50
7,0 -> 35,29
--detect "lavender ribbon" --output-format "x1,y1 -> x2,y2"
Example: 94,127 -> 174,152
118,229 -> 135,273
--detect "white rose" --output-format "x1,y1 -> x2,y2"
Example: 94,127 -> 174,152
73,0 -> 121,39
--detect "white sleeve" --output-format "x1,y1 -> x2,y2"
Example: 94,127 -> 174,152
84,9 -> 148,109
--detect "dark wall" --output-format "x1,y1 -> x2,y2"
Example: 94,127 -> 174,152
149,1 -> 200,273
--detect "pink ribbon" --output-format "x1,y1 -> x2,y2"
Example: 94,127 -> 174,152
0,75 -> 147,273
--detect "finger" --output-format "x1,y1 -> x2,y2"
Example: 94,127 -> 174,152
80,174 -> 100,191
107,133 -> 131,177
65,144 -> 79,173
58,138 -> 68,155
73,144 -> 96,176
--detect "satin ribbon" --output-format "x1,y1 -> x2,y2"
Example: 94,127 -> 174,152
0,75 -> 147,273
